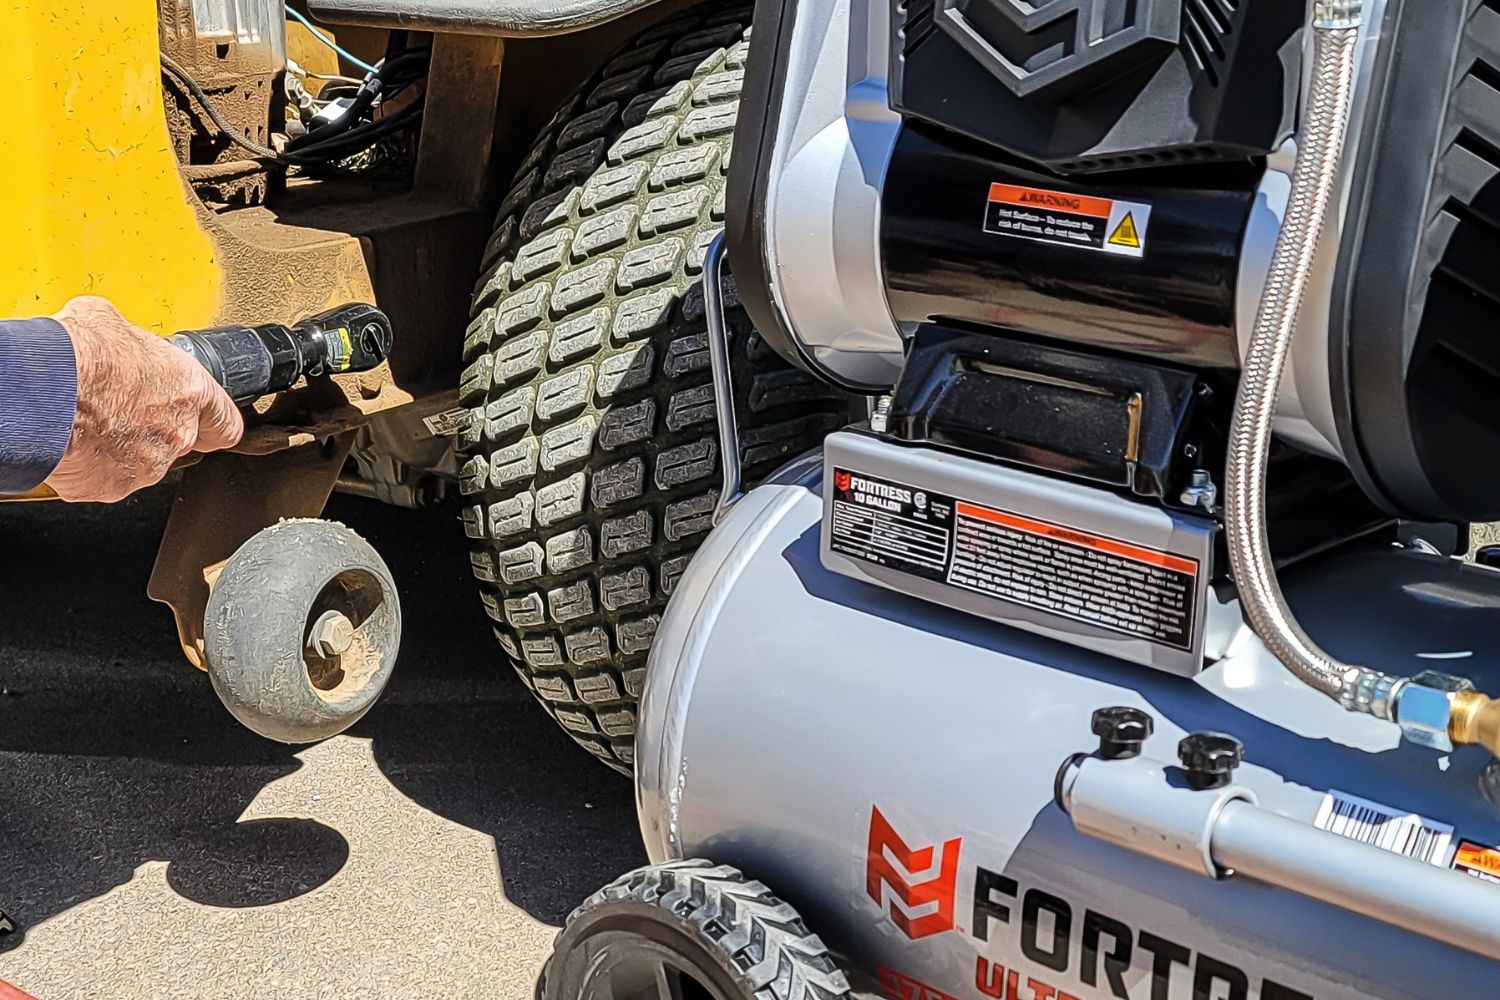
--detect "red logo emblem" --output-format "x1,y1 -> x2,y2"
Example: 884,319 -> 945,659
866,806 -> 962,939
835,470 -> 852,491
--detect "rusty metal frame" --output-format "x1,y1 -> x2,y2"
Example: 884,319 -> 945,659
149,22 -> 507,665
143,5 -> 680,671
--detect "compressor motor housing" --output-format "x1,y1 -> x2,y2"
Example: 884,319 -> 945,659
730,0 -> 1500,527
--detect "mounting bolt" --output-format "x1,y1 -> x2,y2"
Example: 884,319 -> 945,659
1091,706 -> 1154,760
1178,732 -> 1244,790
870,396 -> 893,434
308,610 -> 356,658
1179,469 -> 1217,510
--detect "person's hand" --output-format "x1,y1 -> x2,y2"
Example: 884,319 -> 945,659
44,297 -> 244,502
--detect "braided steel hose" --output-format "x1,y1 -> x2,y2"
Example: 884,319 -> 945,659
1224,0 -> 1406,718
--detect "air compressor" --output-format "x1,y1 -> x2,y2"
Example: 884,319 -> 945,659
541,1 -> 1500,998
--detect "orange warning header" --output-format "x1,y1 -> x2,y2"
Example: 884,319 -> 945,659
988,183 -> 1113,219
955,502 -> 1199,576
1455,840 -> 1500,878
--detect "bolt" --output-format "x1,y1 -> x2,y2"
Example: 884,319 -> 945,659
308,610 -> 356,658
1091,706 -> 1154,760
1178,732 -> 1244,790
870,396 -> 893,434
1179,468 -> 1217,510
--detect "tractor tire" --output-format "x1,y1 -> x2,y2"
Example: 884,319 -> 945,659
459,4 -> 845,772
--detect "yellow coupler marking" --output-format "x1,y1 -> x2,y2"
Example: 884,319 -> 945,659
0,0 -> 221,333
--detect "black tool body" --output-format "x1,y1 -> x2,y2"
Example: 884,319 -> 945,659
169,303 -> 392,404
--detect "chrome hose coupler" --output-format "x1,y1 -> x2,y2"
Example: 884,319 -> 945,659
1396,671 -> 1476,753
1314,0 -> 1363,30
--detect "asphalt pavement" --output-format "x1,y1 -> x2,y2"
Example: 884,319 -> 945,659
0,484 -> 645,999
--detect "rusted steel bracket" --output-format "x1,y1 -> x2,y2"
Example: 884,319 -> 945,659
308,0 -> 666,36
148,433 -> 356,669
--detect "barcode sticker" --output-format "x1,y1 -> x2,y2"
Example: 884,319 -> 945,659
1314,789 -> 1454,866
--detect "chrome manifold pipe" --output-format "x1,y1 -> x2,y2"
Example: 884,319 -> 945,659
1224,0 -> 1407,719
1059,754 -> 1500,963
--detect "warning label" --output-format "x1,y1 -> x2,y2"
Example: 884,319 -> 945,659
983,183 -> 1152,259
829,468 -> 1198,651
1453,840 -> 1500,885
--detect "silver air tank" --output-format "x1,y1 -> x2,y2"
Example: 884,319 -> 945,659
636,458 -> 1500,999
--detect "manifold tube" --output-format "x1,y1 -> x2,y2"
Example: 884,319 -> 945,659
1223,4 -> 1404,718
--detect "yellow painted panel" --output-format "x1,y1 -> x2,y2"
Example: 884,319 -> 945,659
0,0 -> 221,333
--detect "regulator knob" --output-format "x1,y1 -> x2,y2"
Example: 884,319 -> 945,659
1178,732 -> 1244,790
1091,706 -> 1154,760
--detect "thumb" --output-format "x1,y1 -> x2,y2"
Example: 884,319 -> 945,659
192,373 -> 246,453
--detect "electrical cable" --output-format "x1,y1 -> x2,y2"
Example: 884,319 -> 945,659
285,4 -> 378,74
162,42 -> 429,169
159,54 -> 287,163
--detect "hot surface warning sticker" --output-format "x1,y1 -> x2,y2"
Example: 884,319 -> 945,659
983,183 -> 1152,259
829,468 -> 1197,650
1453,840 -> 1500,885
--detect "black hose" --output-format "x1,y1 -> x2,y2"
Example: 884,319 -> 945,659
159,54 -> 287,164
288,48 -> 431,150
282,101 -> 425,165
162,48 -> 429,168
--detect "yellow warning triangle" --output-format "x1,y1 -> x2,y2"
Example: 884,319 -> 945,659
1108,212 -> 1141,248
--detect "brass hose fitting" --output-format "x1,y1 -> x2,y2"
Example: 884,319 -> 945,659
1450,691 -> 1500,757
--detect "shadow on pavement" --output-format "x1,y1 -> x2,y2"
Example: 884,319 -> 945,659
0,483 -> 643,951
332,491 -> 646,923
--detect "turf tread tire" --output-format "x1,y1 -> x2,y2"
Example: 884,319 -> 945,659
544,859 -> 851,1000
461,5 -> 843,771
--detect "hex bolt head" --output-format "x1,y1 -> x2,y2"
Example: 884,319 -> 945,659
1179,468 -> 1218,510
1091,706 -> 1154,760
308,610 -> 356,658
1178,732 -> 1244,790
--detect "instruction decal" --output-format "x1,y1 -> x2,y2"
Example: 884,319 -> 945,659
829,468 -> 1197,651
422,406 -> 470,437
1313,789 -> 1454,866
1452,839 -> 1500,885
983,183 -> 1152,258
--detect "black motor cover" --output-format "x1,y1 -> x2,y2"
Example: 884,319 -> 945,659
891,0 -> 1307,173
881,125 -> 1257,373
727,0 -> 1500,526
1334,0 -> 1500,524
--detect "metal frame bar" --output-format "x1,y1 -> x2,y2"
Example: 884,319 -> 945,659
703,233 -> 744,525
306,0 -> 664,36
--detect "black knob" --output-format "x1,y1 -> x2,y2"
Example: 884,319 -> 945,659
1091,706 -> 1153,760
1178,732 -> 1244,790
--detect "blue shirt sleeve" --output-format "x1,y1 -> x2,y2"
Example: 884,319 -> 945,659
0,317 -> 78,494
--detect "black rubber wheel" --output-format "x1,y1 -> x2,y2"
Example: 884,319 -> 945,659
203,518 -> 401,743
458,4 -> 845,771
542,860 -> 850,1000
